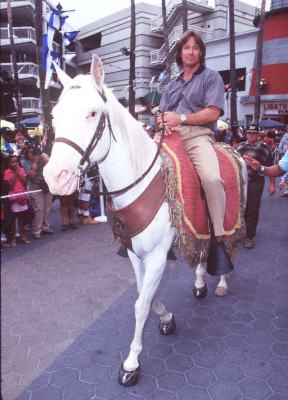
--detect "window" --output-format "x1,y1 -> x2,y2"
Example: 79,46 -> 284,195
219,68 -> 246,92
80,32 -> 102,52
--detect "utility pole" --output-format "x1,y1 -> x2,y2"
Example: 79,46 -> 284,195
182,0 -> 188,32
34,0 -> 53,152
228,0 -> 238,137
254,0 -> 266,124
129,0 -> 136,118
162,0 -> 171,82
7,0 -> 22,124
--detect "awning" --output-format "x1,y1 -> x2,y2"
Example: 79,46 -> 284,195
19,116 -> 41,128
259,119 -> 286,129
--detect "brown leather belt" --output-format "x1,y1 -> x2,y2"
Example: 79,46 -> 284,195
106,170 -> 166,250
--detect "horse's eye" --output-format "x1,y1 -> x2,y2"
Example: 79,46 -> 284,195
89,111 -> 97,118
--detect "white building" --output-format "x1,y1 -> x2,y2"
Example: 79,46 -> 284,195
76,0 -> 258,125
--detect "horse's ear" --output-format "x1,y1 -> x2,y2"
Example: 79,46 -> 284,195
90,55 -> 104,89
52,61 -> 73,88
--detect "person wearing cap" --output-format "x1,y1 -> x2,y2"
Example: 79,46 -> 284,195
156,30 -> 226,241
236,124 -> 275,249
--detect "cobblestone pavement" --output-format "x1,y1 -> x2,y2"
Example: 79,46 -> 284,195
1,185 -> 288,400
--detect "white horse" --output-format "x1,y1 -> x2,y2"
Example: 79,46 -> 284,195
44,55 -> 247,386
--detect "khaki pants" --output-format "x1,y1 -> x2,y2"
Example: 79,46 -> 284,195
30,191 -> 53,235
178,126 -> 226,236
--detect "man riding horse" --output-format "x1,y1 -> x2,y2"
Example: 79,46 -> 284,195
157,30 -> 226,243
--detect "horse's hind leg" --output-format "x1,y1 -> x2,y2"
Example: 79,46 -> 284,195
193,262 -> 208,299
152,297 -> 176,335
119,251 -> 167,385
152,298 -> 171,322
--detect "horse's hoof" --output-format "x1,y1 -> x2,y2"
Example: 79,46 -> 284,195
159,315 -> 176,335
117,363 -> 141,386
215,286 -> 228,297
193,283 -> 208,299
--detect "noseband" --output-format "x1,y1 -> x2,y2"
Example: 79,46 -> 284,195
53,88 -> 116,188
53,89 -> 165,196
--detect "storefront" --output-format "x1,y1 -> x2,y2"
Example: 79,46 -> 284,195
262,100 -> 288,124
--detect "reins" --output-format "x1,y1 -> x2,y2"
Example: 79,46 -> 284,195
97,125 -> 165,197
53,89 -> 165,197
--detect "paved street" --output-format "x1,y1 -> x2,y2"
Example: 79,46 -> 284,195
1,183 -> 288,400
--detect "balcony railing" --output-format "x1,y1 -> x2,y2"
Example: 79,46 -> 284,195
0,0 -> 35,4
1,62 -> 38,80
149,62 -> 179,92
151,0 -> 213,31
150,24 -> 213,65
0,26 -> 36,41
257,0 -> 288,12
21,97 -> 41,112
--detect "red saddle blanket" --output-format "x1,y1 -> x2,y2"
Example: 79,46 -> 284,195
159,134 -> 246,265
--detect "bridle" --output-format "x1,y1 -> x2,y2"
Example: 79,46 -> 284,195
53,89 -> 165,197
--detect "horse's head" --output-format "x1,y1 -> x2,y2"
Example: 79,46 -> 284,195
44,55 -> 112,195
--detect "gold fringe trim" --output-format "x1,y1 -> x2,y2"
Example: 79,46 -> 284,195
160,143 -> 246,266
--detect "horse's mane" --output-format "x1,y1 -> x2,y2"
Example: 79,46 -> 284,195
104,85 -> 157,179
58,74 -> 156,179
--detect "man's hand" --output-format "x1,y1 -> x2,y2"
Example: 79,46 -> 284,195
243,155 -> 261,171
268,183 -> 276,196
156,112 -> 181,136
162,112 -> 181,127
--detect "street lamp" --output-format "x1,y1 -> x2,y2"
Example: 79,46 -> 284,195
120,47 -> 131,56
259,78 -> 267,89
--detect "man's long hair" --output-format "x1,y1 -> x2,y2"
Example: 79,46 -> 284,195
175,30 -> 206,67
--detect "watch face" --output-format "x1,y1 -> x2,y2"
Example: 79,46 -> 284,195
181,114 -> 186,123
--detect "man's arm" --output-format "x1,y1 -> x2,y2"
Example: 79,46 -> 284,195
161,106 -> 220,127
243,155 -> 285,177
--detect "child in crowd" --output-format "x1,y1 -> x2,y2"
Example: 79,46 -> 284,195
3,155 -> 31,246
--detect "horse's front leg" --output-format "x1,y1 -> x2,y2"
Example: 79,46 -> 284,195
118,251 -> 167,386
128,249 -> 144,294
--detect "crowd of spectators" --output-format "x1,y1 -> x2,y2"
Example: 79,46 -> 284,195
1,126 -> 100,252
1,121 -> 287,252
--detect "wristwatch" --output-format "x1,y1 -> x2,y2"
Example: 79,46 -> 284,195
180,114 -> 187,125
258,165 -> 265,176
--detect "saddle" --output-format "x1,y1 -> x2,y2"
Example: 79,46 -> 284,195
106,134 -> 246,264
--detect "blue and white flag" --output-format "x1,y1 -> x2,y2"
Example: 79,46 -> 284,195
45,50 -> 60,89
63,31 -> 79,46
43,6 -> 74,89
48,8 -> 70,31
63,53 -> 76,63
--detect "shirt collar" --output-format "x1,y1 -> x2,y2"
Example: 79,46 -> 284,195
176,64 -> 206,81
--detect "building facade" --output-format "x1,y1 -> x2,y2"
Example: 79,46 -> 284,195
76,3 -> 164,110
76,0 -> 258,125
0,0 -> 75,122
244,0 -> 288,125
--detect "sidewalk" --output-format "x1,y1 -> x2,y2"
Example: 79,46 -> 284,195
1,187 -> 288,400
